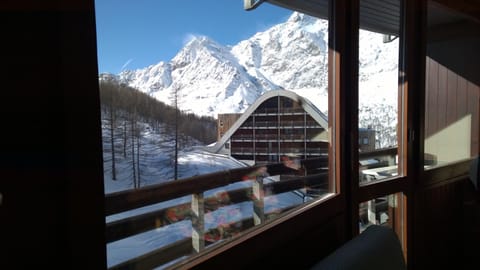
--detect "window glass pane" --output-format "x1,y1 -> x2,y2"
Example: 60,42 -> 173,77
359,192 -> 405,260
358,0 -> 402,184
359,192 -> 405,267
424,1 -> 480,168
96,1 -> 333,268
359,193 -> 404,240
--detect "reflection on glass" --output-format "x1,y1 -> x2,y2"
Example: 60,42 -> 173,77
359,193 -> 403,235
98,4 -> 332,269
424,1 -> 480,168
358,0 -> 402,184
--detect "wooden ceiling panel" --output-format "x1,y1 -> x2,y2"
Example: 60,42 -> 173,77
265,0 -> 401,35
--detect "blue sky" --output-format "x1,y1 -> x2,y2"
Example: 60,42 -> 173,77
95,0 -> 292,74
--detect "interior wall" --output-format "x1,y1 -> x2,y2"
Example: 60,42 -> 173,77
414,179 -> 465,269
425,20 -> 480,162
416,3 -> 480,269
0,2 -> 106,269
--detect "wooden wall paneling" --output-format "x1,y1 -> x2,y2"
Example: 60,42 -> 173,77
467,81 -> 479,156
424,57 -> 479,156
430,0 -> 480,22
430,57 -> 438,137
427,57 -> 438,137
456,75 -> 468,117
446,69 -> 458,125
424,57 -> 430,136
437,63 -> 448,130
415,180 -> 465,269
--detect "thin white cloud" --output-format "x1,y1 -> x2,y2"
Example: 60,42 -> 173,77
182,33 -> 200,45
121,58 -> 134,71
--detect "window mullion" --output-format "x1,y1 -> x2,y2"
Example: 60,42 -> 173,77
332,0 -> 360,239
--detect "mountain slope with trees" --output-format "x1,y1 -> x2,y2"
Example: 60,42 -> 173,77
99,80 -> 223,192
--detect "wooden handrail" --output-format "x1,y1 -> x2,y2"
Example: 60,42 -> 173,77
359,147 -> 397,160
106,188 -> 251,243
105,157 -> 328,216
106,170 -> 241,216
106,173 -> 328,243
422,157 -> 473,188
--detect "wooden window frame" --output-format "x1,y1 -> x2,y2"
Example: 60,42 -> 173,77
181,0 -> 428,268
352,0 -> 427,266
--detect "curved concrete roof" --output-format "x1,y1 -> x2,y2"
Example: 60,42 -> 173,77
208,90 -> 329,153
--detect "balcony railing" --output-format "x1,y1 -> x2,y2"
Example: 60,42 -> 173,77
253,108 -> 306,115
231,134 -> 253,141
238,120 -> 321,130
239,121 -> 321,129
230,147 -> 328,156
279,120 -> 321,128
252,121 -> 278,128
231,134 -> 323,141
106,157 -> 329,269
105,148 -> 398,269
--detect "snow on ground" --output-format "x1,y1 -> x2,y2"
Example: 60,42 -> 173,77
107,188 -> 305,268
102,120 -> 308,268
176,149 -> 247,178
102,118 -> 246,195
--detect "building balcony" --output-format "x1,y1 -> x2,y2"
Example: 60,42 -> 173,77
230,147 -> 328,156
239,121 -> 322,129
253,108 -> 306,116
231,134 -> 319,141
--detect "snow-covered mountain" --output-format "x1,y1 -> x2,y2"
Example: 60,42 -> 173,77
101,11 -> 399,148
103,12 -> 331,116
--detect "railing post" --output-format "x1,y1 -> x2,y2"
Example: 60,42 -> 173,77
367,198 -> 377,225
191,193 -> 205,253
387,153 -> 396,166
252,176 -> 265,225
